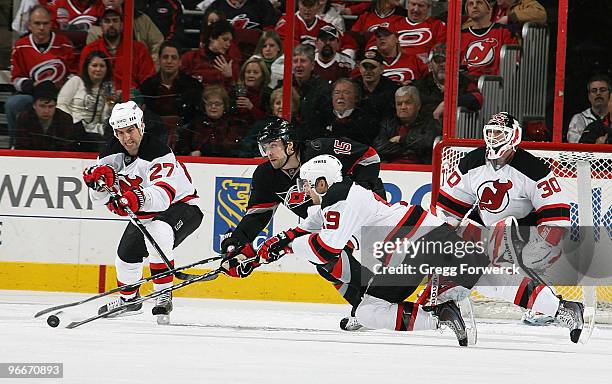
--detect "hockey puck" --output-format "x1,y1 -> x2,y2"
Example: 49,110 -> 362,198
47,315 -> 61,328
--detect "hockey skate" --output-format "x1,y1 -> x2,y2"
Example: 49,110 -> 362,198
152,292 -> 173,325
555,300 -> 584,343
98,292 -> 143,318
427,301 -> 469,347
521,309 -> 555,326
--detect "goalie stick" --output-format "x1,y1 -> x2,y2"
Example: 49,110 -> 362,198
99,181 -> 202,281
34,256 -> 222,319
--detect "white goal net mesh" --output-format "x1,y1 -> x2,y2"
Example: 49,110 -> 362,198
433,141 -> 612,323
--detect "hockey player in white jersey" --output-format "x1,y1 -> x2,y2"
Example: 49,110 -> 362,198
82,101 -> 203,322
434,111 -> 579,327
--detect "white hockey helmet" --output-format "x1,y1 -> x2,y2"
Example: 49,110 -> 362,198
298,154 -> 343,196
109,101 -> 145,135
483,111 -> 522,160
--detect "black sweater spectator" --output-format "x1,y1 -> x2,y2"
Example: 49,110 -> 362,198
579,117 -> 611,144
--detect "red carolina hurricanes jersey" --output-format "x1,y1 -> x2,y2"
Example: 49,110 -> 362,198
382,50 -> 429,85
276,14 -> 357,57
393,17 -> 446,63
46,0 -> 101,31
435,147 -> 570,227
10,32 -> 76,90
351,8 -> 406,34
460,23 -> 517,77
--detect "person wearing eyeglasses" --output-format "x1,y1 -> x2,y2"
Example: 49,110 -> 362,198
567,74 -> 611,143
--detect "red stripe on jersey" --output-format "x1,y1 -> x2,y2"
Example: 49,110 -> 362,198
347,146 -> 379,174
440,189 -> 472,208
536,203 -> 571,213
117,280 -> 139,295
527,284 -> 545,309
249,202 -> 278,209
178,194 -> 198,204
150,261 -> 174,270
373,191 -> 392,206
407,302 -> 418,331
155,181 -> 176,202
514,277 -> 530,306
537,216 -> 571,225
395,302 -> 406,331
179,161 -> 193,183
308,234 -> 330,264
330,254 -> 344,280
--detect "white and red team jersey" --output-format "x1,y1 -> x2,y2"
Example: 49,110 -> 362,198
46,0 -> 101,31
314,52 -> 355,82
460,23 -> 517,77
351,8 -> 406,34
89,135 -> 198,220
10,32 -> 76,91
292,179 -> 446,266
435,147 -> 571,227
275,14 -> 358,58
366,17 -> 446,63
383,50 -> 429,85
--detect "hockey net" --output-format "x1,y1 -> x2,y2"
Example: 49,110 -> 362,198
431,139 -> 612,323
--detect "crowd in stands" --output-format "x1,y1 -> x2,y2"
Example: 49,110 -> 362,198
5,0 -> 610,162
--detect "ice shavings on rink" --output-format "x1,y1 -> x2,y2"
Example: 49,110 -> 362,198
1,290 -> 612,384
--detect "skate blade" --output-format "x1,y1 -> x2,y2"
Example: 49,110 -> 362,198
105,309 -> 143,319
579,305 -> 596,345
156,314 -> 171,325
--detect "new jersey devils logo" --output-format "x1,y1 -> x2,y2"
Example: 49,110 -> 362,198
118,175 -> 144,193
397,28 -> 433,47
478,179 -> 513,213
464,38 -> 498,67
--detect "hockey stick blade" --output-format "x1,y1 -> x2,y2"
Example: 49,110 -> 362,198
34,256 -> 222,318
65,269 -> 222,329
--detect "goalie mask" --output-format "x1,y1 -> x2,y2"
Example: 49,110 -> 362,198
109,101 -> 145,135
483,112 -> 522,161
298,155 -> 343,197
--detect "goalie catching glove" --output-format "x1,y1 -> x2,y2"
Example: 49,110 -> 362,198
521,225 -> 564,272
106,188 -> 145,216
83,165 -> 117,191
257,227 -> 308,263
220,243 -> 260,278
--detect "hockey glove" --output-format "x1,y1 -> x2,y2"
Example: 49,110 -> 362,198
258,227 -> 308,264
521,226 -> 564,271
83,165 -> 117,191
220,243 -> 260,278
486,216 -> 524,267
106,188 -> 145,216
220,236 -> 243,255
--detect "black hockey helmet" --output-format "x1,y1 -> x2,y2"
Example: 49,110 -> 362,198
257,117 -> 299,156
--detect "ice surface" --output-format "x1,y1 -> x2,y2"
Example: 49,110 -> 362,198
1,290 -> 611,384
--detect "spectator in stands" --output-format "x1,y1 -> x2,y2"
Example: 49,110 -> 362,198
379,0 -> 446,63
80,6 -> 156,90
207,0 -> 280,30
579,118 -> 611,144
46,0 -> 100,32
6,5 -> 76,149
15,80 -> 78,151
87,0 -> 164,67
317,0 -> 345,32
140,41 -> 203,123
314,25 -> 355,83
142,0 -> 185,43
233,56 -> 271,126
415,43 -> 482,120
57,50 -> 114,149
374,27 -> 429,85
354,49 -> 399,122
277,0 -> 358,59
291,44 -> 332,139
253,30 -> 284,88
351,0 -> 407,43
568,74 -> 611,143
321,78 -> 380,146
490,0 -> 546,34
374,85 -> 441,163
181,20 -> 240,89
460,0 -> 517,78
199,7 -> 242,60
176,84 -> 248,157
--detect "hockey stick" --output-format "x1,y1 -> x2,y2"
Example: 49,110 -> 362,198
34,255 -> 223,319
99,181 -> 202,281
65,267 -> 224,329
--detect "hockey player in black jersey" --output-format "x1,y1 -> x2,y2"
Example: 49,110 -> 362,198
82,101 -> 203,324
218,117 -> 384,329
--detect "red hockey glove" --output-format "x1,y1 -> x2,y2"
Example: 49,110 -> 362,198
83,165 -> 117,191
106,188 -> 145,216
220,243 -> 260,278
258,227 -> 308,264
